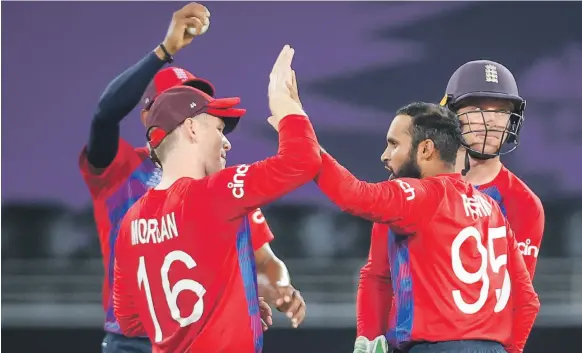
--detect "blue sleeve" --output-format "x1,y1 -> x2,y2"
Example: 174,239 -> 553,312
86,51 -> 166,168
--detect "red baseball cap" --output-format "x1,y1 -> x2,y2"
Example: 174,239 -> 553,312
146,86 -> 246,148
143,67 -> 216,109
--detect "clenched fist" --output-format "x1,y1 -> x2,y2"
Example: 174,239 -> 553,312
159,2 -> 210,56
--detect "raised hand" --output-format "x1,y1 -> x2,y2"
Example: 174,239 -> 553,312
287,70 -> 303,109
267,45 -> 306,131
160,2 -> 211,56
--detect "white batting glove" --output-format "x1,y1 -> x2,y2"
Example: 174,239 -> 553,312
354,335 -> 390,353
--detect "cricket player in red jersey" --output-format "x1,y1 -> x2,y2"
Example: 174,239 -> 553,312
312,102 -> 539,353
113,45 -> 319,353
444,60 -> 544,278
80,4 -> 305,353
354,61 -> 544,353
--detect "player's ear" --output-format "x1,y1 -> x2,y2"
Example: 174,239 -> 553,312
418,139 -> 435,161
140,109 -> 149,127
183,118 -> 199,144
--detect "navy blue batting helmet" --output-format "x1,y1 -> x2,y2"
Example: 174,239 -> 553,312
441,60 -> 526,159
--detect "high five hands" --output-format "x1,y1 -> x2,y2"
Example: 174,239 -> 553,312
267,45 -> 306,132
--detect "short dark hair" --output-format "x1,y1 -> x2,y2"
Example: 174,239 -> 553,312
395,102 -> 461,165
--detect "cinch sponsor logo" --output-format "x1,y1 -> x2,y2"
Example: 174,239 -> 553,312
517,238 -> 539,258
228,164 -> 250,199
395,179 -> 415,201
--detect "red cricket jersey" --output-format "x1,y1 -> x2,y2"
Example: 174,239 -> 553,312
476,165 -> 544,279
79,138 -> 274,335
112,115 -> 321,353
356,164 -> 545,342
317,153 -> 540,353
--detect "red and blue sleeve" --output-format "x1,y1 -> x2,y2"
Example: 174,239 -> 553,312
79,138 -> 141,199
112,217 -> 145,337
207,115 -> 321,220
357,223 -> 393,339
315,152 -> 441,232
249,208 -> 275,251
505,222 -> 540,353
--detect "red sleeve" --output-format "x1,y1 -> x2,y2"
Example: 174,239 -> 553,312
207,115 -> 321,220
357,223 -> 393,339
249,208 -> 275,251
315,153 -> 441,232
79,138 -> 142,198
505,222 -> 540,353
113,219 -> 145,337
513,201 -> 544,280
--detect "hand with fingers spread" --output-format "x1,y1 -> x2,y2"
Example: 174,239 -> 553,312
259,297 -> 273,332
267,45 -> 306,131
273,282 -> 306,328
157,2 -> 211,58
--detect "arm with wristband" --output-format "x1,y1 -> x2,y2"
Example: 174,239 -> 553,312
85,2 -> 210,171
86,51 -> 166,169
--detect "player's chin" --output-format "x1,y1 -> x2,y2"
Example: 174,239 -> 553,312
386,167 -> 398,180
471,142 -> 500,155
207,162 -> 224,175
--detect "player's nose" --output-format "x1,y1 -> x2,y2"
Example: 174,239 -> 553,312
482,111 -> 497,126
381,156 -> 390,170
223,136 -> 232,151
380,149 -> 389,164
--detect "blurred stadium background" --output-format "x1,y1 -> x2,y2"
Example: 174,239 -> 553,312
2,2 -> 582,352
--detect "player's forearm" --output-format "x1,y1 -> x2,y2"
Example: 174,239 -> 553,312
256,256 -> 291,300
270,115 -> 322,186
510,296 -> 541,350
95,50 -> 165,123
507,234 -> 541,353
218,115 -> 321,219
315,153 -> 392,222
315,152 -> 367,215
356,267 -> 392,338
525,257 -> 538,282
113,290 -> 145,336
117,313 -> 146,337
87,50 -> 165,168
508,293 -> 540,353
524,217 -> 544,280
113,258 -> 146,336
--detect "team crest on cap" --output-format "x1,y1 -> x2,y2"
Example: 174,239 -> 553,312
172,68 -> 190,81
485,64 -> 498,83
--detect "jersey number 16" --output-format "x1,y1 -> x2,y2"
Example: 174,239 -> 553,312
451,226 -> 511,315
137,250 -> 207,342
